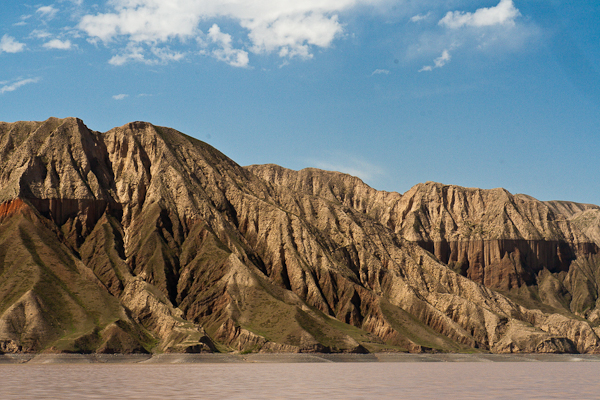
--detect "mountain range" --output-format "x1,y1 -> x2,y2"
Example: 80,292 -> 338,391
1,117 -> 599,354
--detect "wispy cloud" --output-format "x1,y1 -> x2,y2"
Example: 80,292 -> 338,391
151,46 -> 186,64
0,35 -> 26,53
108,44 -> 145,66
36,5 -> 59,20
307,152 -> 384,182
108,43 -> 185,66
43,39 -> 72,50
372,69 -> 390,75
30,29 -> 52,39
419,49 -> 451,72
410,12 -> 431,23
112,94 -> 128,100
0,77 -> 41,94
439,0 -> 520,29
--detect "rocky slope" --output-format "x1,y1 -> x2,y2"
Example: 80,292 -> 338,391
250,165 -> 600,317
1,117 -> 600,354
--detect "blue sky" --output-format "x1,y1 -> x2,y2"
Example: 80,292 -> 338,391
1,0 -> 599,204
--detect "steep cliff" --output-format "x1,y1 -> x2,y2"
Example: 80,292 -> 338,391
1,117 -> 600,354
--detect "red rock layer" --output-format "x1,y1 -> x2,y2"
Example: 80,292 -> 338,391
0,198 -> 26,221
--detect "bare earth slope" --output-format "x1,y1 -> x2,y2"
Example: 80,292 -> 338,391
1,117 -> 600,354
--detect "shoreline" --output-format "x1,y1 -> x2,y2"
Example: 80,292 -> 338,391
2,353 -> 600,364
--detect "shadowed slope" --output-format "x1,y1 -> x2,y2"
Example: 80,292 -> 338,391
0,200 -> 148,353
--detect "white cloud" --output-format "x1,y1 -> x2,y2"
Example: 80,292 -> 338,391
43,39 -> 73,50
0,35 -> 26,53
77,0 -> 387,66
108,43 -> 185,66
151,47 -> 186,63
112,94 -> 128,100
37,5 -> 59,20
419,49 -> 451,72
308,151 -> 385,182
108,44 -> 145,66
372,69 -> 390,75
244,12 -> 342,59
207,24 -> 249,68
439,0 -> 520,29
30,29 -> 53,39
311,159 -> 384,182
0,78 -> 41,94
410,12 -> 431,23
407,0 -> 534,72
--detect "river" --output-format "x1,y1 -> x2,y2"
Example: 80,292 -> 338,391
0,354 -> 598,399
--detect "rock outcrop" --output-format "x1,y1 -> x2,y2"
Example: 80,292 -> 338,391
1,117 -> 600,354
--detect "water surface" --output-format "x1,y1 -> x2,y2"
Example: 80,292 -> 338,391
1,355 -> 599,399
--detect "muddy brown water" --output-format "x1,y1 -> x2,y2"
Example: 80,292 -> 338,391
0,354 -> 599,399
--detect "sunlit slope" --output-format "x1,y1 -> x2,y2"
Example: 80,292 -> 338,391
1,117 -> 599,354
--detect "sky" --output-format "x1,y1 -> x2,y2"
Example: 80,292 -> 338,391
1,0 -> 600,204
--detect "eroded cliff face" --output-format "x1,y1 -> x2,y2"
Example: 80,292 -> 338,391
1,117 -> 600,354
251,165 -> 600,317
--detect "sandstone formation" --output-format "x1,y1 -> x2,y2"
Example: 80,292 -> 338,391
1,117 -> 599,354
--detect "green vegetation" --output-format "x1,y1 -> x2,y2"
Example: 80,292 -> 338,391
379,299 -> 475,353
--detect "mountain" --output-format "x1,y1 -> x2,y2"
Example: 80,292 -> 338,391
1,117 -> 599,354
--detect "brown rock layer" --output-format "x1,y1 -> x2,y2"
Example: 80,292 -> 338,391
418,239 -> 598,290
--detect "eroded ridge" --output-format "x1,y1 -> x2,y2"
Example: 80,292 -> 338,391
1,117 -> 600,355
